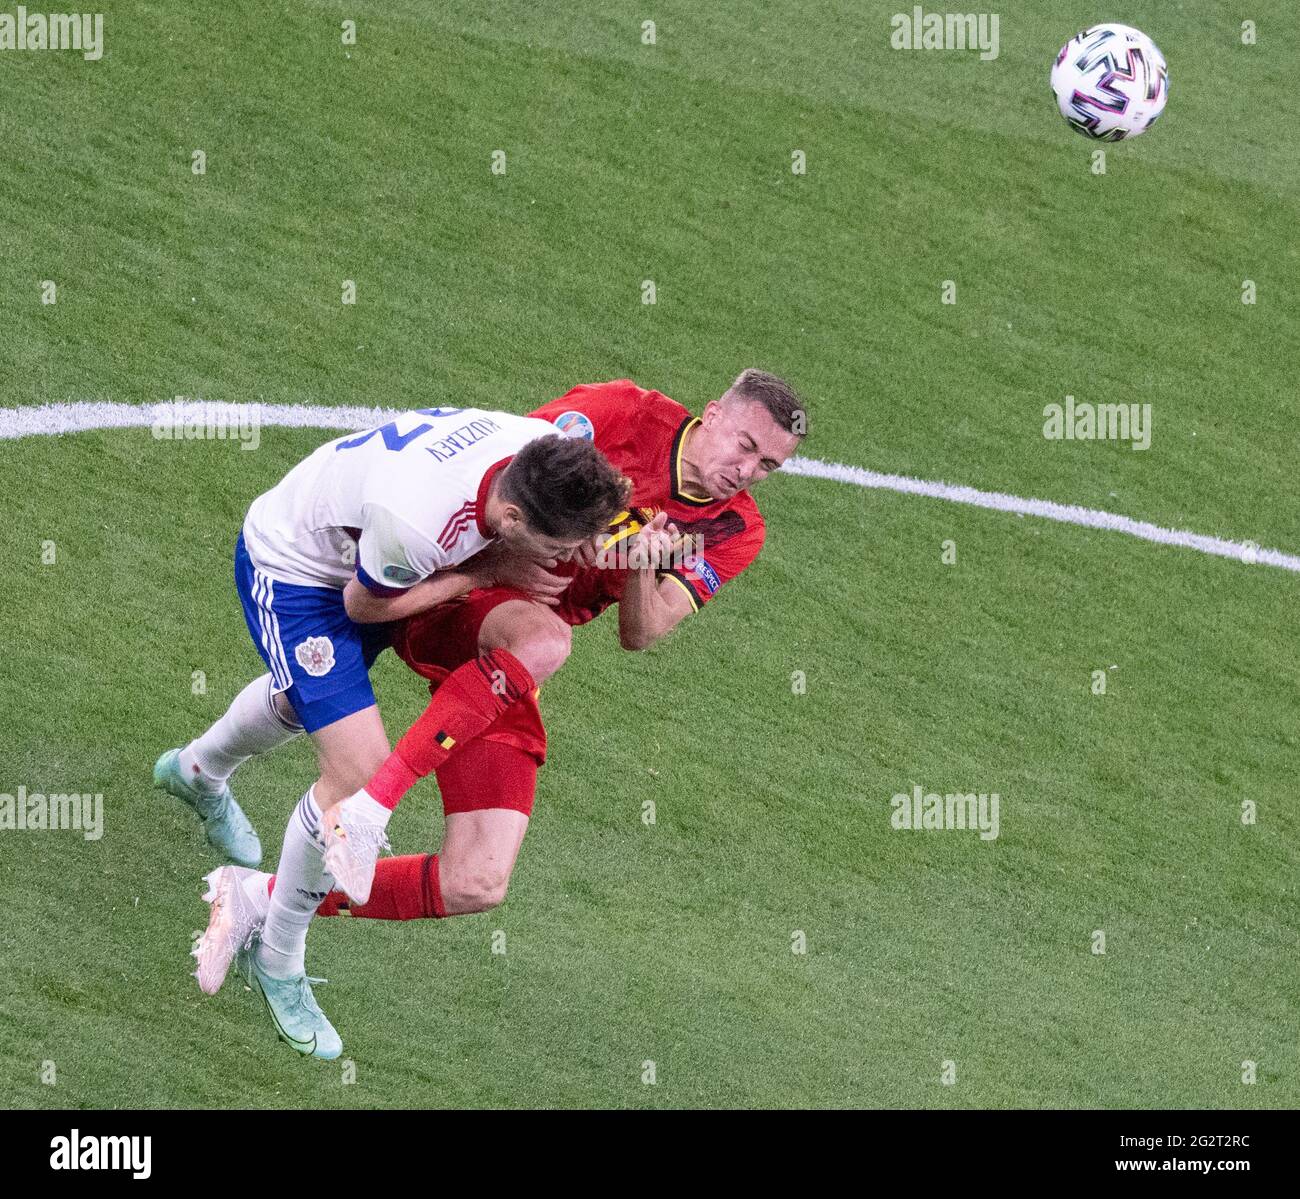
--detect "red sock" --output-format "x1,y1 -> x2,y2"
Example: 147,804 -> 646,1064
367,649 -> 536,810
313,854 -> 447,920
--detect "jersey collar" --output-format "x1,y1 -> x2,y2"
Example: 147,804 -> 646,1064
475,457 -> 513,537
670,417 -> 713,506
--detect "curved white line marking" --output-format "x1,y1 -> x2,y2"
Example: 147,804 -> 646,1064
2,400 -> 1294,574
782,457 -> 1299,574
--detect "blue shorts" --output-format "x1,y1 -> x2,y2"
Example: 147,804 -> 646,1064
234,531 -> 393,734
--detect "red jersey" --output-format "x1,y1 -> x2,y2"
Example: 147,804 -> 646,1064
528,380 -> 766,625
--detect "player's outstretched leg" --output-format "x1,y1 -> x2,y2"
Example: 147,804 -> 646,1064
155,673 -> 304,866
192,865 -> 270,996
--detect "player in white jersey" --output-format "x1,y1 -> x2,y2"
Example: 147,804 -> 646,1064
155,407 -> 629,1058
242,409 -> 552,593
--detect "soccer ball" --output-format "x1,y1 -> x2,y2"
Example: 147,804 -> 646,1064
1051,23 -> 1168,141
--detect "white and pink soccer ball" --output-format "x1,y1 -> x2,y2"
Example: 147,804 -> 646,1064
1051,23 -> 1168,141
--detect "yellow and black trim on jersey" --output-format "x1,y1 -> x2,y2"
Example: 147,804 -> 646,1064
659,569 -> 702,611
670,417 -> 713,506
600,507 -> 659,554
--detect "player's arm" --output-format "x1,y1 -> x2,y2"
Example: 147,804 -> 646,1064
344,503 -> 573,623
343,502 -> 476,625
618,504 -> 766,649
618,568 -> 696,651
343,570 -> 477,624
616,512 -> 696,651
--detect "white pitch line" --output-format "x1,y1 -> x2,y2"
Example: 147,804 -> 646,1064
782,457 -> 1300,574
2,400 -> 1295,574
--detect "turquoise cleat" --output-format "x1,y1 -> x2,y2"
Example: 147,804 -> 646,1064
153,748 -> 262,868
236,943 -> 343,1061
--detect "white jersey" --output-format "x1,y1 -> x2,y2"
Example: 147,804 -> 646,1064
242,407 -> 559,590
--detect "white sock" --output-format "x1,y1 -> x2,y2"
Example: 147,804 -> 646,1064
257,787 -> 331,979
180,674 -> 303,788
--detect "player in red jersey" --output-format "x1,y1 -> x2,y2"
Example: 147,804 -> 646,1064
195,371 -> 806,1042
317,368 -> 805,909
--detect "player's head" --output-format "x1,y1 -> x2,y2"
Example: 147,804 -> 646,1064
692,368 -> 806,499
494,435 -> 631,560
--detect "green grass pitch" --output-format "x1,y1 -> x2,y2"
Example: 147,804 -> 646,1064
1,1 -> 1297,1108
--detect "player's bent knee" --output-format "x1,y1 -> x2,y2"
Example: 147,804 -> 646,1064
480,600 -> 572,685
441,866 -> 511,914
467,875 -> 510,913
522,626 -> 571,683
500,618 -> 572,685
470,883 -> 508,914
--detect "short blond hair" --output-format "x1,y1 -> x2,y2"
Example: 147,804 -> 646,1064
725,368 -> 807,437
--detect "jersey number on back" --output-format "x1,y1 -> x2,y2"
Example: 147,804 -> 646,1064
335,409 -> 466,453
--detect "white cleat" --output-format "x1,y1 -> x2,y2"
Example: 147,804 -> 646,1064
321,789 -> 392,906
192,865 -> 267,996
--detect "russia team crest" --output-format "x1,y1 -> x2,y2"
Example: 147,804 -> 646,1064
294,636 -> 336,677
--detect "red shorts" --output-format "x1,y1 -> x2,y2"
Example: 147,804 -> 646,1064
392,588 -> 546,817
